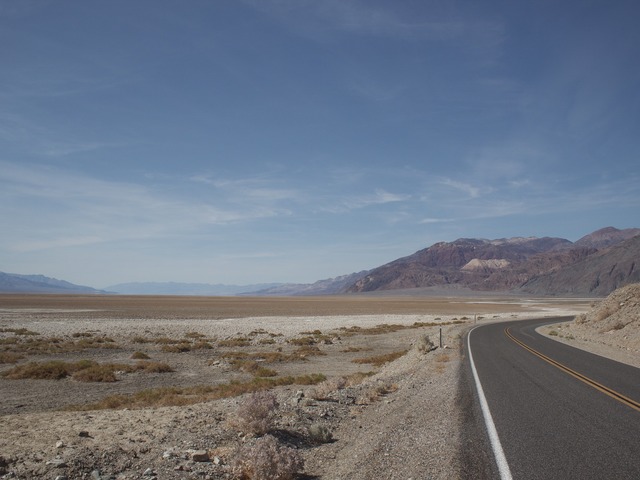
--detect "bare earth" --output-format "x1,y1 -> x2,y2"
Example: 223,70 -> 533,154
0,294 -> 603,479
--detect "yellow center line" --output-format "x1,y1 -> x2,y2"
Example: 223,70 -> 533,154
505,327 -> 640,413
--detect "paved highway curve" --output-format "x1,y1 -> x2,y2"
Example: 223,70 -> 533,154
466,317 -> 640,480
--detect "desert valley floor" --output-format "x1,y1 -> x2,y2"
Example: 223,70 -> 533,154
0,293 -> 622,479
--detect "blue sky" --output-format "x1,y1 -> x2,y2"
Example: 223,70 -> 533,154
1,0 -> 639,288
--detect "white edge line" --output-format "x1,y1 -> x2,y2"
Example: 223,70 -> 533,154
468,326 -> 514,480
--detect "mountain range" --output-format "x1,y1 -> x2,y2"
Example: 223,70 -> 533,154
343,227 -> 640,296
1,226 -> 638,297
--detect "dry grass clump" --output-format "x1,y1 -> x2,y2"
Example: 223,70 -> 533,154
218,337 -> 252,348
293,345 -> 326,358
308,376 -> 348,400
233,360 -> 278,378
231,434 -> 303,480
2,359 -> 173,382
231,391 -> 279,436
356,381 -> 399,405
0,328 -> 40,336
0,352 -> 24,364
68,373 -> 326,411
307,372 -> 375,401
131,351 -> 150,360
0,335 -> 118,355
339,324 -> 407,336
352,349 -> 409,367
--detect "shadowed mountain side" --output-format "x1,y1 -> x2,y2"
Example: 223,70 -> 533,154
519,235 -> 640,296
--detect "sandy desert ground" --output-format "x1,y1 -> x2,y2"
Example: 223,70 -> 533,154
0,294 -> 603,479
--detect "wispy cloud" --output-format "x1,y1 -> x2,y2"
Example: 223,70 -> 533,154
0,163 -> 293,252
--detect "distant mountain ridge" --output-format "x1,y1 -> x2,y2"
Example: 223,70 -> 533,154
105,282 -> 283,296
0,272 -> 105,294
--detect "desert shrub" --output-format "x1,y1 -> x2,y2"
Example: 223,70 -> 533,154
72,364 -> 118,382
131,351 -> 150,360
549,330 -> 559,336
574,313 -> 587,324
307,423 -> 333,444
233,391 -> 279,436
352,350 -> 408,367
293,345 -> 326,358
341,346 -> 370,353
611,321 -> 626,331
72,332 -> 93,338
3,360 -> 91,380
161,343 -> 192,353
136,361 -> 173,373
0,352 -> 23,364
356,381 -> 398,405
417,334 -> 435,353
233,360 -> 277,377
231,434 -> 303,480
308,376 -> 347,400
595,305 -> 616,322
0,328 -> 39,336
219,338 -> 252,347
192,341 -> 214,350
69,374 -> 326,411
288,336 -> 316,346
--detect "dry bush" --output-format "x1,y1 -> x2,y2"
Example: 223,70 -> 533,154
574,313 -> 587,324
219,338 -> 252,347
417,334 -> 436,353
161,342 -> 192,353
352,349 -> 408,367
293,345 -> 326,358
131,351 -> 150,360
1,335 -> 118,355
594,304 -> 617,322
136,361 -> 173,373
233,360 -> 278,378
231,434 -> 303,480
232,391 -> 279,436
3,359 -> 172,382
69,374 -> 326,411
308,376 -> 348,400
356,381 -> 398,405
0,328 -> 40,336
3,359 -> 95,380
72,364 -> 118,382
0,352 -> 23,364
288,336 -> 317,346
341,346 -> 371,353
307,423 -> 333,444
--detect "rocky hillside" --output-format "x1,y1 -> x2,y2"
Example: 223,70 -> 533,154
571,283 -> 640,352
345,227 -> 640,297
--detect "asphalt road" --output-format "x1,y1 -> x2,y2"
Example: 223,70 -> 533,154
465,317 -> 640,480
